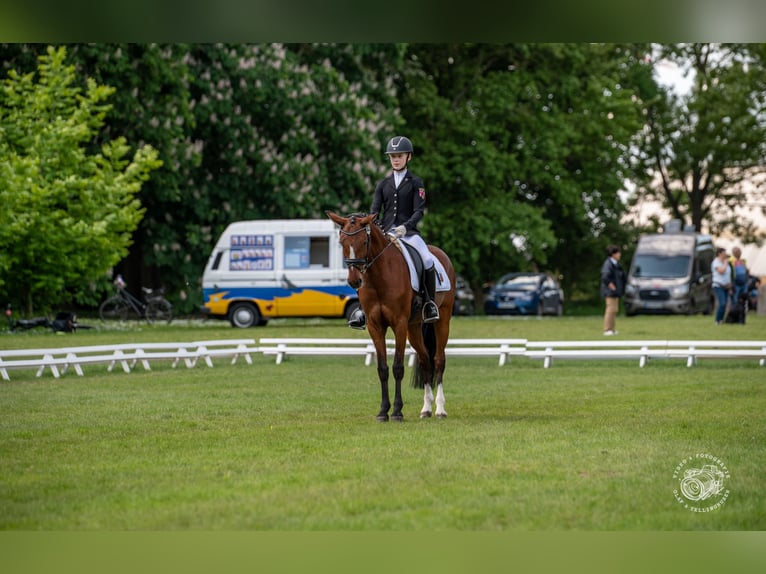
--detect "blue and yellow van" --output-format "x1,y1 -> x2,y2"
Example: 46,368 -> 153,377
201,220 -> 359,327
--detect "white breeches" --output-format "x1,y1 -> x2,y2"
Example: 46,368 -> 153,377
396,233 -> 435,268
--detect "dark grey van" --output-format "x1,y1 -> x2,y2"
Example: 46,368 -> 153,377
624,232 -> 715,316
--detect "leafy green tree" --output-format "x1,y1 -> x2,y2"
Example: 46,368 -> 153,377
1,43 -> 406,315
399,44 -> 645,301
62,43 -> 198,299
156,43 -> 404,309
0,46 -> 161,315
632,43 -> 766,241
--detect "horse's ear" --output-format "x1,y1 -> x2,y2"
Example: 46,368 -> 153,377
361,213 -> 377,226
326,211 -> 345,227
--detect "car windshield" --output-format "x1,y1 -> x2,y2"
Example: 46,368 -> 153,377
499,275 -> 538,291
631,254 -> 691,278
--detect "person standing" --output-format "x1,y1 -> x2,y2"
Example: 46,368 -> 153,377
729,246 -> 749,305
600,245 -> 626,336
712,247 -> 732,325
347,136 -> 439,330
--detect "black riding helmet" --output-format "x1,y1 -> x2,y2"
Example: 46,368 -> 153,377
385,136 -> 413,155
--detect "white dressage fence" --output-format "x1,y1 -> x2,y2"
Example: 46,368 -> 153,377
259,338 -> 766,368
1,337 -> 764,380
0,339 -> 258,381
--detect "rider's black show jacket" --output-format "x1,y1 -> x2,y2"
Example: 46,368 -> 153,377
370,170 -> 426,236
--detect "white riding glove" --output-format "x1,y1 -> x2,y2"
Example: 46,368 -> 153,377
393,225 -> 407,238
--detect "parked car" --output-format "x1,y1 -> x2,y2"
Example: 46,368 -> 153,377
484,272 -> 563,316
453,274 -> 475,316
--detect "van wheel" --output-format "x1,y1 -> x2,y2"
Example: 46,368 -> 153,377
229,302 -> 260,328
345,300 -> 361,322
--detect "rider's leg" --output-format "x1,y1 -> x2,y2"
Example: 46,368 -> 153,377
403,235 -> 440,323
422,265 -> 440,323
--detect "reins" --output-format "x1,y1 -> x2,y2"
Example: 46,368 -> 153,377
340,224 -> 395,273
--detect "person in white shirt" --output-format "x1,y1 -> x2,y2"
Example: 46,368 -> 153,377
711,247 -> 732,324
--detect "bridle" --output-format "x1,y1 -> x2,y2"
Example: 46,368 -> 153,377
340,223 -> 394,274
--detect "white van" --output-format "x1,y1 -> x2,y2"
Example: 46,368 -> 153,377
200,220 -> 359,327
623,231 -> 715,316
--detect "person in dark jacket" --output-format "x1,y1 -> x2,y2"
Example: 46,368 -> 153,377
600,245 -> 626,335
348,136 -> 439,329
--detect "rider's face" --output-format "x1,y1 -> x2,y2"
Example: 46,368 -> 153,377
388,153 -> 409,171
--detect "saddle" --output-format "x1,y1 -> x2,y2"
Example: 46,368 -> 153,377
394,240 -> 429,323
400,242 -> 426,291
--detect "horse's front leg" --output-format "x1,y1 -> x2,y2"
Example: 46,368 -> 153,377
375,354 -> 391,422
370,328 -> 391,422
390,347 -> 406,422
389,322 -> 409,422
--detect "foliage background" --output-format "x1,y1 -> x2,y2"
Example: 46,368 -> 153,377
1,43 -> 764,316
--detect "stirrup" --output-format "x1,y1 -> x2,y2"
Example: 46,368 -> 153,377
422,301 -> 440,323
348,311 -> 366,330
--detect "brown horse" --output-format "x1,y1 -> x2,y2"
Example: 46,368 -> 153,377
326,211 -> 456,422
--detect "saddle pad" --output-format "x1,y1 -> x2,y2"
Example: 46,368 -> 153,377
396,237 -> 452,293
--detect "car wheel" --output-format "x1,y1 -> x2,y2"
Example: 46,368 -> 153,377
229,302 -> 260,328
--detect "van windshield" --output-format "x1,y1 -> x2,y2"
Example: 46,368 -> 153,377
632,254 -> 691,278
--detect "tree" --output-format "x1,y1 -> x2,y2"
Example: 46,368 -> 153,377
632,43 -> 766,241
0,46 -> 161,314
398,44 -> 645,300
0,43 -> 407,315
162,44 -> 404,309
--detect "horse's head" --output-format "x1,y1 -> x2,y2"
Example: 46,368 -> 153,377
326,211 -> 379,290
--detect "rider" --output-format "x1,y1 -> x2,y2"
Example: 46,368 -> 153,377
348,135 -> 440,330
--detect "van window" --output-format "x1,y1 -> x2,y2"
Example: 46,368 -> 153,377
211,251 -> 223,271
284,235 -> 330,269
229,234 -> 275,271
632,254 -> 691,278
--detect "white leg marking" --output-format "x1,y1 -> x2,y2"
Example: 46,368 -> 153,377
435,383 -> 447,417
420,383 -> 433,417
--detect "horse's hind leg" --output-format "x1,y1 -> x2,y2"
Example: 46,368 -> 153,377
433,322 -> 449,418
420,384 -> 434,418
435,383 -> 447,418
432,353 -> 447,418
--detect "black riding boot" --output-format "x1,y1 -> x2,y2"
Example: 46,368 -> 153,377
422,266 -> 440,323
348,307 -> 366,330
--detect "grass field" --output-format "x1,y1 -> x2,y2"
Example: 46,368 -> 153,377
1,314 -> 764,530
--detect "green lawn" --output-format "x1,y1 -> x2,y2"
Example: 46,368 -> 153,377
1,314 -> 764,530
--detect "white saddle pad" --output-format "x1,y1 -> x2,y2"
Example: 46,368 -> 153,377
396,238 -> 452,293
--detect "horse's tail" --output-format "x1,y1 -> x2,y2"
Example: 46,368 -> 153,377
410,322 -> 436,389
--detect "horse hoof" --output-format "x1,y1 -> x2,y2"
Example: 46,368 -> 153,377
436,413 -> 448,419
420,411 -> 432,418
376,414 -> 389,422
391,414 -> 404,422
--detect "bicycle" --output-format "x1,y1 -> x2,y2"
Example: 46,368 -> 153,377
99,275 -> 173,324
